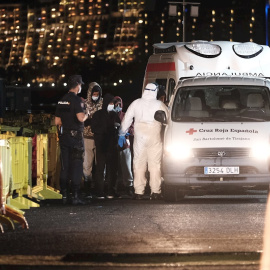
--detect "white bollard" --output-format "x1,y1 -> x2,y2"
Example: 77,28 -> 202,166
260,191 -> 270,270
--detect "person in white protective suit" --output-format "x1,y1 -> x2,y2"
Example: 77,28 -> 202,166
118,82 -> 168,200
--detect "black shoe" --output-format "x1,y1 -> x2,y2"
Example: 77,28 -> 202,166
106,191 -> 121,199
134,193 -> 144,200
150,193 -> 162,200
127,186 -> 135,197
96,193 -> 105,200
72,191 -> 86,205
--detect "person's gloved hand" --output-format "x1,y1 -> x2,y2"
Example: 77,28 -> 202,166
125,132 -> 130,136
118,136 -> 126,147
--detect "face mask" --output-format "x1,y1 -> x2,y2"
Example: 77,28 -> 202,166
114,105 -> 122,113
78,85 -> 81,94
107,104 -> 114,112
92,96 -> 99,101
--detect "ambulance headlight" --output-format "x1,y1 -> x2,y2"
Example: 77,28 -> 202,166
233,42 -> 263,59
250,144 -> 270,159
185,43 -> 221,58
165,144 -> 193,159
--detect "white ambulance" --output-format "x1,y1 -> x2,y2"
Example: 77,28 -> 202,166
151,41 -> 270,201
144,41 -> 270,102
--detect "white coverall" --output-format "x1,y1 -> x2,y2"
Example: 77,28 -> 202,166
119,83 -> 168,195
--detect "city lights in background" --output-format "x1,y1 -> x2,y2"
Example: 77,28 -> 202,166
0,0 -> 266,87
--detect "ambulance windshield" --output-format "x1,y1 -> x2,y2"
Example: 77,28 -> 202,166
172,85 -> 270,122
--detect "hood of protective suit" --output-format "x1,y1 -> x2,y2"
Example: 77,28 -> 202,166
102,93 -> 115,111
119,82 -> 169,136
142,83 -> 158,100
86,82 -> 102,103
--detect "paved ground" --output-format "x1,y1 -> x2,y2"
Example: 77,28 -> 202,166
0,193 -> 268,269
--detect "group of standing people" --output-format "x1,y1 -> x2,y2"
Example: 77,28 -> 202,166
55,75 -> 168,205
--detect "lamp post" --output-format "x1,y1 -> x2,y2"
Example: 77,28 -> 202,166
168,1 -> 200,42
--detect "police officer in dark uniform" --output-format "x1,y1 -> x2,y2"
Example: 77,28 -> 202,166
55,75 -> 88,205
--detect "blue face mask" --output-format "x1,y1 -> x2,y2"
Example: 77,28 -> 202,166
114,105 -> 122,113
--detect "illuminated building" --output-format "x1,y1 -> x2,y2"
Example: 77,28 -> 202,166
0,0 -> 147,70
0,0 -> 266,73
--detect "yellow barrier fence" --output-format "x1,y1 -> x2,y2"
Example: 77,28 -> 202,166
0,139 -> 29,231
8,137 -> 39,209
0,139 -> 12,205
31,134 -> 62,200
48,132 -> 61,191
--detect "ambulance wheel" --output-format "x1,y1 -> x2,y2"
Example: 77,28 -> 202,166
163,184 -> 184,202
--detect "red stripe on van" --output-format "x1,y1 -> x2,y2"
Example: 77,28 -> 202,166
146,62 -> 176,72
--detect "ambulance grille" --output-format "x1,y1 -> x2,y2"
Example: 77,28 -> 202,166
193,148 -> 250,158
186,166 -> 258,175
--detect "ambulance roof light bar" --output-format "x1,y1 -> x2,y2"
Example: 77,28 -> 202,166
184,43 -> 222,58
233,42 -> 263,58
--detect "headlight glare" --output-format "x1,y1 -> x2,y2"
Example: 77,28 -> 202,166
165,144 -> 193,159
250,144 -> 270,159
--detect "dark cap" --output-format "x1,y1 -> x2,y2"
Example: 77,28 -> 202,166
68,75 -> 84,85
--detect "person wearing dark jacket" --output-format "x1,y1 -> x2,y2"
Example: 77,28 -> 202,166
55,75 -> 88,205
91,93 -> 121,199
114,96 -> 134,197
83,82 -> 103,194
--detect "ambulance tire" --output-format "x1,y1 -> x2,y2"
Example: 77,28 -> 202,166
163,184 -> 185,202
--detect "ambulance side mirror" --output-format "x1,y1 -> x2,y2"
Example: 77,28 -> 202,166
154,110 -> 167,124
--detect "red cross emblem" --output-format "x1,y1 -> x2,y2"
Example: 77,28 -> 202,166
186,128 -> 197,135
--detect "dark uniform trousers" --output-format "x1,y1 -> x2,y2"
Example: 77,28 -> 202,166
59,131 -> 84,193
95,144 -> 118,196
